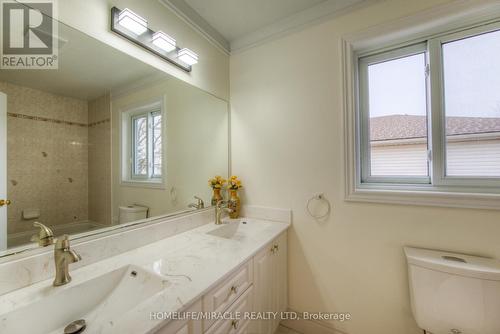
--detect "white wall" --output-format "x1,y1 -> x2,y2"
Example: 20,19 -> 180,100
57,0 -> 229,101
230,0 -> 500,333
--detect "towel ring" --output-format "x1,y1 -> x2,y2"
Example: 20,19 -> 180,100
306,193 -> 331,219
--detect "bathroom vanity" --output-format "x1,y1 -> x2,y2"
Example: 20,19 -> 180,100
157,224 -> 288,334
0,207 -> 290,334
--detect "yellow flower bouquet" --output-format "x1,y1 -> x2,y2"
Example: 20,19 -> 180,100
209,176 -> 226,206
208,175 -> 226,189
228,176 -> 243,190
227,176 -> 242,218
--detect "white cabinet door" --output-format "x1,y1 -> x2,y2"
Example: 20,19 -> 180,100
0,92 -> 7,251
252,231 -> 288,334
252,241 -> 275,334
272,232 -> 288,331
155,299 -> 202,334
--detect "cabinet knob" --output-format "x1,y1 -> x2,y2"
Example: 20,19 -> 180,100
273,244 -> 279,252
231,320 -> 239,330
0,199 -> 11,207
230,285 -> 239,294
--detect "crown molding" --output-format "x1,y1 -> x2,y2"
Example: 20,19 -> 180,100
159,0 -> 377,54
158,0 -> 230,55
230,0 -> 377,53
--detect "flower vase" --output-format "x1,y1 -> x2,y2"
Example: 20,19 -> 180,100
228,190 -> 241,219
211,188 -> 223,206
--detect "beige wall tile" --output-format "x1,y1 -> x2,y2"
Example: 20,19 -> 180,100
4,81 -> 89,235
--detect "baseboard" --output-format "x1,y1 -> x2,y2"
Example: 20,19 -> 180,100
280,309 -> 347,334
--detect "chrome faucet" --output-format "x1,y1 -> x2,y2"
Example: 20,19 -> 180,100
188,196 -> 205,209
53,235 -> 81,286
215,200 -> 233,225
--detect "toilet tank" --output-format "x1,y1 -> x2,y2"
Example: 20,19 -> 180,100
405,247 -> 500,334
118,205 -> 148,224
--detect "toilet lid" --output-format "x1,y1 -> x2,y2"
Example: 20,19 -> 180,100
405,247 -> 500,281
119,205 -> 148,213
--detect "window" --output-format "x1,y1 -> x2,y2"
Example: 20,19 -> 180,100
355,21 -> 500,197
442,31 -> 500,177
121,98 -> 165,186
132,115 -> 148,176
359,45 -> 429,182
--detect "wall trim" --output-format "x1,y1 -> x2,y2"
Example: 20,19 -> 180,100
341,0 -> 500,211
281,308 -> 348,334
231,0 -> 378,53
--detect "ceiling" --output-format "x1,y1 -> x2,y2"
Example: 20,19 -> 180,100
163,0 -> 369,52
184,0 -> 327,41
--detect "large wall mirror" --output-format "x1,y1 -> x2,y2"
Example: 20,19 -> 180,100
0,10 -> 229,255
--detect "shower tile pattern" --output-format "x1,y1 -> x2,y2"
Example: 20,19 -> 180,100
1,81 -> 111,238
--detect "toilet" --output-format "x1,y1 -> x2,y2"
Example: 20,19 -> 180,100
405,247 -> 500,334
118,205 -> 149,224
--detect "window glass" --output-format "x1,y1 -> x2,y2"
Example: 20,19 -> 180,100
443,29 -> 500,177
152,113 -> 162,177
133,116 -> 148,176
367,53 -> 429,177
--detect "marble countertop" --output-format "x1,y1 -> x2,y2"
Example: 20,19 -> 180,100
0,217 -> 290,334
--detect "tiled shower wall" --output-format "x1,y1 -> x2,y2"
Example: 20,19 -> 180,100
2,81 -> 111,235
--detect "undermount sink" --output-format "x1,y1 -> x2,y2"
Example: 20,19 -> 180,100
0,265 -> 169,334
206,220 -> 247,240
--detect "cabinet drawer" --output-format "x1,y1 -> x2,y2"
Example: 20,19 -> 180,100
204,286 -> 253,334
203,260 -> 253,330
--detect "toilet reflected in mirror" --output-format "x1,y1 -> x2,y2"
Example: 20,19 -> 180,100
118,205 -> 149,224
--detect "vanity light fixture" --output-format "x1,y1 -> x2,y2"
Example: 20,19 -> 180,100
110,7 -> 196,72
117,8 -> 148,35
152,31 -> 176,52
178,48 -> 198,65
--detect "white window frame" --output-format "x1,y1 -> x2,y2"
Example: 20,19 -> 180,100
130,110 -> 162,180
342,10 -> 500,210
429,23 -> 500,189
120,96 -> 166,188
358,42 -> 431,186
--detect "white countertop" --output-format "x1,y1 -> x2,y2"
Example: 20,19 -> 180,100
0,217 -> 290,334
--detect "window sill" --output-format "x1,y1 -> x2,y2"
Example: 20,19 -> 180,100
346,185 -> 500,210
120,180 -> 165,189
